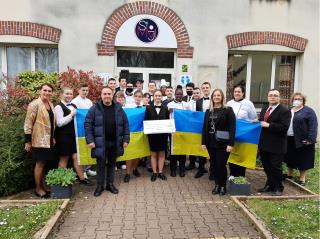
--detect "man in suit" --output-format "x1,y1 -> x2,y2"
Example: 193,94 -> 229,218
194,82 -> 211,178
258,89 -> 291,196
182,82 -> 195,102
115,77 -> 127,93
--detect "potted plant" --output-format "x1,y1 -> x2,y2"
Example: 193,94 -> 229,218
46,168 -> 77,199
228,176 -> 251,196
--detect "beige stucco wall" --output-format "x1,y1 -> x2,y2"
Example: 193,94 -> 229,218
0,0 -> 319,117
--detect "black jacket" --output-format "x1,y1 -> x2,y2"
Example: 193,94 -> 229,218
259,104 -> 291,154
291,106 -> 318,148
202,107 -> 236,148
144,103 -> 169,121
84,101 -> 130,159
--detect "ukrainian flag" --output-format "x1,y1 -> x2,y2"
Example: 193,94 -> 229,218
228,120 -> 262,169
75,109 -> 96,165
172,109 -> 209,157
117,108 -> 150,161
75,108 -> 150,164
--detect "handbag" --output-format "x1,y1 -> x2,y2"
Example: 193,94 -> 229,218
215,130 -> 230,143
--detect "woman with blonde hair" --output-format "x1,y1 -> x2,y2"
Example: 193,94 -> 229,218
202,89 -> 236,195
24,83 -> 56,198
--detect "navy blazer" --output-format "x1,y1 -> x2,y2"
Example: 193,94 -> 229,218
259,104 -> 291,154
291,106 -> 318,148
84,101 -> 130,159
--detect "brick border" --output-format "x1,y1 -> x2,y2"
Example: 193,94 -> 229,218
231,195 -> 319,239
226,32 -> 308,51
97,1 -> 193,58
0,21 -> 61,43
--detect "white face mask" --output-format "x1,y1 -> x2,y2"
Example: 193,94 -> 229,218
293,100 -> 303,107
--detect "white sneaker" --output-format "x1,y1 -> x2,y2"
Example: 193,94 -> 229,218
121,165 -> 126,170
86,169 -> 97,176
83,172 -> 88,179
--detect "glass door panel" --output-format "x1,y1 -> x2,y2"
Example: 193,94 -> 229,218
148,73 -> 171,88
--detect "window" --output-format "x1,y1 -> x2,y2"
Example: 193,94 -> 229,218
117,50 -> 174,68
35,48 -> 58,72
0,46 -> 58,83
227,53 -> 297,107
250,54 -> 273,108
7,47 -> 32,80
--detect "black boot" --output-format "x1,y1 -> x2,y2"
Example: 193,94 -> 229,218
185,163 -> 195,171
258,184 -> 274,193
106,183 -> 119,194
212,185 -> 220,195
219,186 -> 226,196
94,185 -> 104,197
124,174 -> 130,183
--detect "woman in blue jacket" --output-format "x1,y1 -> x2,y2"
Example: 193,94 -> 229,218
284,92 -> 318,186
85,87 -> 130,197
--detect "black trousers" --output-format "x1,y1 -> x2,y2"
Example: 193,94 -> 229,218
170,155 -> 186,173
188,155 -> 197,166
208,147 -> 230,187
260,150 -> 284,191
96,142 -> 117,186
198,156 -> 207,170
229,163 -> 246,177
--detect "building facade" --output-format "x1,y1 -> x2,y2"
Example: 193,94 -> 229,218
0,0 -> 319,114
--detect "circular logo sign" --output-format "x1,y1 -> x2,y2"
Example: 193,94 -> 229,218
135,18 -> 158,43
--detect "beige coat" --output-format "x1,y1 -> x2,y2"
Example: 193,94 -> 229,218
24,98 -> 56,148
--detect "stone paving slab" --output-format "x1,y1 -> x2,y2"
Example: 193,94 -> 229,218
5,166 -> 307,238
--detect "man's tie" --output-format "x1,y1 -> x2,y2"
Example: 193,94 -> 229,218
263,107 -> 272,121
203,97 -> 209,100
155,105 -> 161,109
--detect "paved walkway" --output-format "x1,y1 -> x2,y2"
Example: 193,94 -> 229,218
45,167 -> 306,239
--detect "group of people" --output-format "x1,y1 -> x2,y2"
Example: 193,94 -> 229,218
24,77 -> 318,198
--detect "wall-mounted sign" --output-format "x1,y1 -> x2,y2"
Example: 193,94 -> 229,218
115,15 -> 177,48
179,75 -> 192,86
182,64 -> 188,73
135,18 -> 159,43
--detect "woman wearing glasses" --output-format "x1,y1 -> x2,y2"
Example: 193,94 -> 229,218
284,92 -> 318,186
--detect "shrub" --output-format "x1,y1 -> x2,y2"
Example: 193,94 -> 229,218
0,115 -> 34,196
58,67 -> 104,103
230,176 -> 249,184
45,168 -> 77,187
17,71 -> 58,99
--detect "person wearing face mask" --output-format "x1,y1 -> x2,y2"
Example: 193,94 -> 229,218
284,93 -> 318,186
182,82 -> 195,102
124,82 -> 135,106
227,85 -> 257,177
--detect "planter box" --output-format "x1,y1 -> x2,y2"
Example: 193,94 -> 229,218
229,181 -> 251,196
51,185 -> 72,199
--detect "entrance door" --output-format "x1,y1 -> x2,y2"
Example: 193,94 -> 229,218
115,48 -> 176,90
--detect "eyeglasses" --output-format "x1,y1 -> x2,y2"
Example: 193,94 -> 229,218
293,98 -> 303,101
268,94 -> 279,97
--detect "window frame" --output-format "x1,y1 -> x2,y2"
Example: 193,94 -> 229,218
0,44 -> 59,79
228,51 -> 299,110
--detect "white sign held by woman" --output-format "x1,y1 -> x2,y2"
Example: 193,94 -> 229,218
143,119 -> 176,134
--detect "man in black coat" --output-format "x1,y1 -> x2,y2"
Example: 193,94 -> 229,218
85,87 -> 130,197
182,82 -> 195,102
258,89 -> 291,196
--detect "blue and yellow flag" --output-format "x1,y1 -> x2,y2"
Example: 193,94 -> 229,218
228,120 -> 262,169
117,108 -> 151,161
75,108 -> 150,165
172,109 -> 209,157
75,109 -> 96,165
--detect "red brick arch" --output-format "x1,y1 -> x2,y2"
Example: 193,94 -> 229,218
0,21 -> 61,43
97,1 -> 193,58
226,32 -> 308,51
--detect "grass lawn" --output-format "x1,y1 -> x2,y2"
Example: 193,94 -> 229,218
0,201 -> 60,239
247,199 -> 320,239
